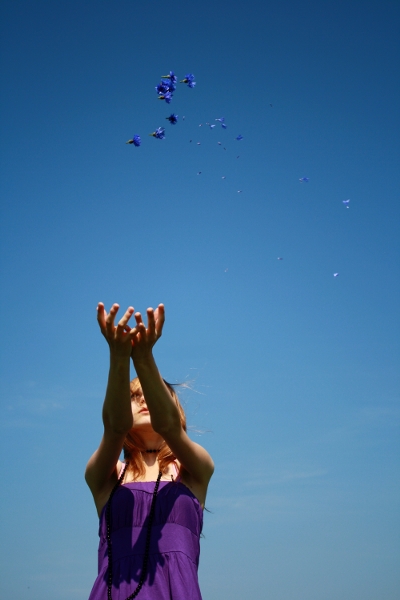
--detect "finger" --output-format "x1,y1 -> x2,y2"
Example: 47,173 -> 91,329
105,304 -> 119,335
97,303 -> 108,338
155,303 -> 165,337
134,312 -> 144,326
97,302 -> 106,328
116,306 -> 134,335
134,321 -> 147,342
146,307 -> 155,337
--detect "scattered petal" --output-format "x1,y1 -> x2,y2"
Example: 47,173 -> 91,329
343,199 -> 350,204
236,134 -> 244,141
197,142 -> 201,145
237,190 -> 242,193
217,142 -> 221,145
209,124 -> 216,128
222,176 -> 226,179
299,177 -> 309,183
333,273 -> 339,277
161,71 -> 177,84
237,156 -> 240,158
197,171 -> 201,175
155,81 -> 169,94
149,127 -> 165,140
166,113 -> 178,124
215,117 -> 225,122
180,73 -> 196,87
158,91 -> 173,104
126,134 -> 141,147
221,123 -> 227,129
277,257 -> 283,260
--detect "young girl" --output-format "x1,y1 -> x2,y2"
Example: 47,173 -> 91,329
85,302 -> 214,600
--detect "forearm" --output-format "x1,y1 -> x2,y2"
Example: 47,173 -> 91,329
102,354 -> 133,433
132,353 -> 180,433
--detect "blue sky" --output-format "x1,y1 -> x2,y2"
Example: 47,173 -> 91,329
0,1 -> 399,598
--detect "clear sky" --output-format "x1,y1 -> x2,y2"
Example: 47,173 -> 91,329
0,1 -> 399,599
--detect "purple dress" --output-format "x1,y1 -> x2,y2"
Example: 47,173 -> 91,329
88,480 -> 203,600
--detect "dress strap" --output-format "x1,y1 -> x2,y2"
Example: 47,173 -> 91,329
173,461 -> 180,481
118,461 -> 127,480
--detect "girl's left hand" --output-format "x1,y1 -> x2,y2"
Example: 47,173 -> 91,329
130,304 -> 165,361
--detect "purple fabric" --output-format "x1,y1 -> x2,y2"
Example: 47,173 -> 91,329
88,481 -> 203,600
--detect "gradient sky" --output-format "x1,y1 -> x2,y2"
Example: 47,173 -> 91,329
0,1 -> 399,599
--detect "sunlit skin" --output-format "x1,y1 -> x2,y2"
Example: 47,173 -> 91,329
85,302 -> 214,515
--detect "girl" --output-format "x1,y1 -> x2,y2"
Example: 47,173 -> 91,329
85,302 -> 214,600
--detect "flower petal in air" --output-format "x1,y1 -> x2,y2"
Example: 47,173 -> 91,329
126,134 -> 141,147
180,73 -> 196,87
149,127 -> 165,140
158,91 -> 173,104
162,71 -> 177,84
166,113 -> 178,125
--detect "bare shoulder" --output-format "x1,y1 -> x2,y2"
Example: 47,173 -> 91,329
85,457 -> 125,516
172,438 -> 214,509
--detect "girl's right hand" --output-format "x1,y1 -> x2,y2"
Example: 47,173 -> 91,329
96,303 -> 137,358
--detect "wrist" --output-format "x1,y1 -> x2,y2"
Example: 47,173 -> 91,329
110,352 -> 131,367
131,351 -> 154,369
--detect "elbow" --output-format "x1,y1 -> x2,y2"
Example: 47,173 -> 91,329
152,414 -> 181,436
103,412 -> 133,435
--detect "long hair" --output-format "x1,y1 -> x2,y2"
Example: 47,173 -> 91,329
123,377 -> 187,480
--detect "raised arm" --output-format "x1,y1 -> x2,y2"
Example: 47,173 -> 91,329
85,303 -> 138,506
131,306 -> 214,490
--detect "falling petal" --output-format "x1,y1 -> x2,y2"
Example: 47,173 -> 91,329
218,142 -> 221,145
197,142 -> 201,145
343,199 -> 350,204
209,124 -> 216,128
180,73 -> 196,87
161,71 -> 177,84
166,113 -> 178,124
149,127 -> 165,140
126,134 -> 141,147
197,171 -> 201,175
237,190 -> 242,193
236,134 -> 244,141
215,117 -> 225,122
299,177 -> 309,183
158,91 -> 173,104
221,123 -> 227,129
333,273 -> 339,277
155,82 -> 169,94
222,176 -> 226,179
277,257 -> 283,260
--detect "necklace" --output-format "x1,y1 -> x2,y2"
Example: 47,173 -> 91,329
143,449 -> 160,453
105,463 -> 162,600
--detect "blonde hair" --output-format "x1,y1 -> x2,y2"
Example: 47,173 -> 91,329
123,377 -> 187,480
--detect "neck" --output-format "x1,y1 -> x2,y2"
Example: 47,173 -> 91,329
134,430 -> 164,453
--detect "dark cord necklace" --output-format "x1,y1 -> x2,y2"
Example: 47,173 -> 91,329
105,463 -> 163,600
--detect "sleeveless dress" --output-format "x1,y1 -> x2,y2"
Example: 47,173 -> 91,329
88,476 -> 204,600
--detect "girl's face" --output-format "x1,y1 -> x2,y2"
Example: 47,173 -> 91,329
130,387 -> 152,425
